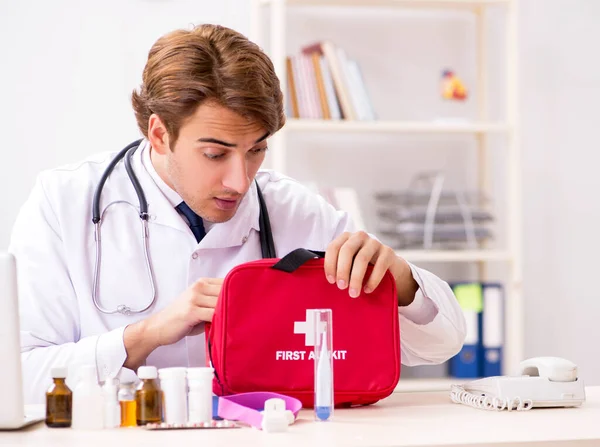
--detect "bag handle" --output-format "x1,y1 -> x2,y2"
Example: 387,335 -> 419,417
271,248 -> 325,273
256,181 -> 277,259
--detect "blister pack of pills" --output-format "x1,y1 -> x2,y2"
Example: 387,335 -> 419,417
143,420 -> 239,430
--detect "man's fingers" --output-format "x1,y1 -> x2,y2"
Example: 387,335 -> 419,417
201,282 -> 222,297
347,238 -> 380,298
193,277 -> 224,287
324,232 -> 351,284
364,247 -> 396,294
192,278 -> 223,296
193,307 -> 215,324
204,277 -> 224,286
192,293 -> 218,309
335,231 -> 369,291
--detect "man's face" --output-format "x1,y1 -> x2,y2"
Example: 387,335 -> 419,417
155,102 -> 269,223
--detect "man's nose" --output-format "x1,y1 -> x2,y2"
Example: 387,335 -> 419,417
222,157 -> 250,194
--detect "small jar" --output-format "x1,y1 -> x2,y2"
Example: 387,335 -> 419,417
135,366 -> 162,426
158,367 -> 188,425
118,382 -> 137,427
45,367 -> 72,428
187,367 -> 214,423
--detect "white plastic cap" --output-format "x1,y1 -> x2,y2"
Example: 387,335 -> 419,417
158,367 -> 187,380
187,367 -> 214,380
51,367 -> 68,379
78,365 -> 98,382
137,366 -> 158,380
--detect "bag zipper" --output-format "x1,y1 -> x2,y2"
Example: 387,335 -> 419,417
207,336 -> 224,394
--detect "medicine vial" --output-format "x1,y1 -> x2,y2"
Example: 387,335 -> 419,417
118,381 -> 137,427
72,365 -> 104,430
158,367 -> 188,425
135,366 -> 162,426
45,367 -> 72,428
102,378 -> 121,429
187,367 -> 214,424
313,309 -> 334,422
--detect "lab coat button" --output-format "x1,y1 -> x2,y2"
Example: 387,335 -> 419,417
192,252 -> 199,260
242,236 -> 248,244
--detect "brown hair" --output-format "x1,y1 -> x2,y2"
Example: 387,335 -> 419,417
131,24 -> 285,145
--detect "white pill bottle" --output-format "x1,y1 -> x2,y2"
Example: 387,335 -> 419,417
187,367 -> 214,423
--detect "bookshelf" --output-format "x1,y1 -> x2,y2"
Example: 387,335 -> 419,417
284,119 -> 509,134
258,0 -> 511,8
251,0 -> 522,386
401,249 -> 510,263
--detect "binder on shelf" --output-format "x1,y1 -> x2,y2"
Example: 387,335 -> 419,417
449,282 -> 482,379
482,283 -> 504,377
448,282 -> 505,379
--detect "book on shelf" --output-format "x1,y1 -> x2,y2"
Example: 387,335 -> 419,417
286,41 -> 375,121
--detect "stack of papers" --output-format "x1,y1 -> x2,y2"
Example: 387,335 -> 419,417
374,173 -> 495,250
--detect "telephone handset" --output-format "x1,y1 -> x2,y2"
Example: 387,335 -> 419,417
450,356 -> 586,411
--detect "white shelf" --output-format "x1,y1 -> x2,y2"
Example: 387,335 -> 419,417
393,377 -> 464,393
399,249 -> 511,263
255,0 -> 522,376
260,0 -> 510,9
284,119 -> 509,134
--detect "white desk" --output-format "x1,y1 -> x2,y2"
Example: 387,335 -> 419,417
3,387 -> 600,447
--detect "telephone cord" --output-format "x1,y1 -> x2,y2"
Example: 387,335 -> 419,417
450,384 -> 533,412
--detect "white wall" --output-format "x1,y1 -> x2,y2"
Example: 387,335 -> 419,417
0,0 -> 251,248
520,0 -> 600,382
2,0 -> 600,383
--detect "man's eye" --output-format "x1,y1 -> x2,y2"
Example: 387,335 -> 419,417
251,146 -> 268,155
205,153 -> 225,160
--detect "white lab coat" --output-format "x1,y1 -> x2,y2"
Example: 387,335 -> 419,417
9,141 -> 466,404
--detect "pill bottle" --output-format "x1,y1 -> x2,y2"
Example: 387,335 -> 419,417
158,367 -> 188,425
187,367 -> 214,423
45,367 -> 72,428
102,378 -> 121,429
135,366 -> 162,426
72,365 -> 104,430
118,381 -> 137,427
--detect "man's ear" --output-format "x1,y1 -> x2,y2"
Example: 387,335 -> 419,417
147,114 -> 170,155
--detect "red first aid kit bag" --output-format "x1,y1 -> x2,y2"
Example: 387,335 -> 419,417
207,248 -> 401,408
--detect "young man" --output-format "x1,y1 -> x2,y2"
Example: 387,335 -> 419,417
9,24 -> 466,403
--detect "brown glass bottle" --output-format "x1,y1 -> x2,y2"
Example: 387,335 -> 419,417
135,366 -> 162,426
45,367 -> 72,428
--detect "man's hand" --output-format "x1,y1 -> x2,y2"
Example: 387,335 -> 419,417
123,277 -> 223,370
324,231 -> 419,306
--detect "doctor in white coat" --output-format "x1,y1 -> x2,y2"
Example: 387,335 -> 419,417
9,24 -> 466,404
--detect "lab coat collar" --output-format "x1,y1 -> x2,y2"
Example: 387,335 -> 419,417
141,142 -> 182,208
132,141 -> 189,236
199,181 -> 261,250
133,140 -> 261,249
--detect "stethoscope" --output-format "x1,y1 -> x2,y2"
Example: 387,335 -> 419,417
91,138 -> 276,316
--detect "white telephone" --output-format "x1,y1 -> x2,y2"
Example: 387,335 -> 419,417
450,357 -> 586,411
